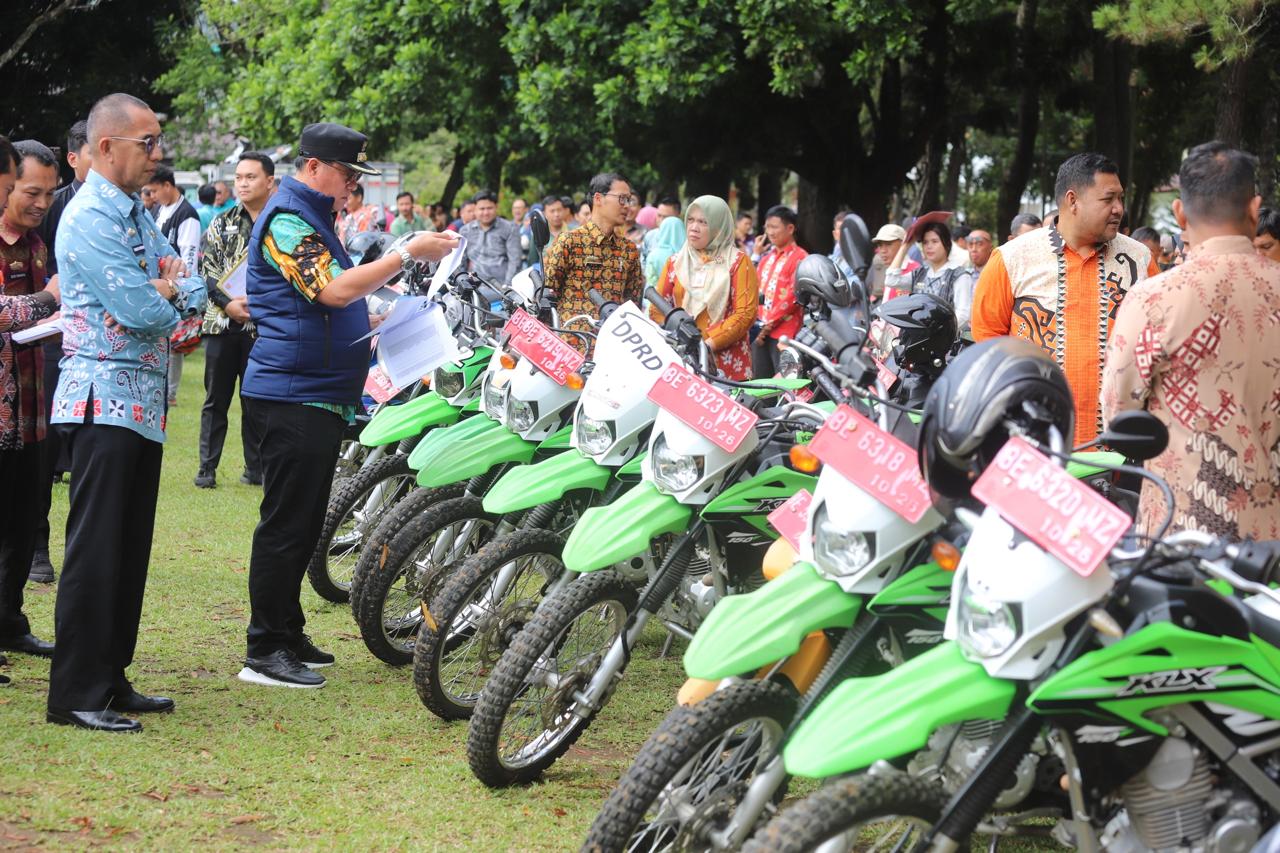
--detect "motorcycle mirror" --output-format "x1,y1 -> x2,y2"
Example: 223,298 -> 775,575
1095,410 -> 1169,461
530,209 -> 551,252
839,214 -> 874,284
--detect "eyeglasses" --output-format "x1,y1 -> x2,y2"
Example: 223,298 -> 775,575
600,192 -> 636,207
109,134 -> 166,155
321,161 -> 361,189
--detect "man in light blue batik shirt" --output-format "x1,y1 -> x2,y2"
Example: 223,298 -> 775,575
46,93 -> 207,734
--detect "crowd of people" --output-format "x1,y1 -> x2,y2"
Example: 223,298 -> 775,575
0,90 -> 1277,732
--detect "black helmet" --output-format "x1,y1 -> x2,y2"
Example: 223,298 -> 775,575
346,231 -> 395,266
917,337 -> 1074,500
795,255 -> 853,308
877,293 -> 957,376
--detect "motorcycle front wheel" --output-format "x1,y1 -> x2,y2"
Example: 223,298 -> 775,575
740,770 -> 949,853
467,569 -> 637,788
583,678 -> 798,853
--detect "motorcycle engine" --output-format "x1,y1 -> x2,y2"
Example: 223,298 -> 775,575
907,720 -> 1041,809
1099,738 -> 1260,853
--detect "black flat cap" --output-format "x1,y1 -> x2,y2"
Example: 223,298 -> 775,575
298,122 -> 380,176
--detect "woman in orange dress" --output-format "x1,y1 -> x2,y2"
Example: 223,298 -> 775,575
651,195 -> 758,380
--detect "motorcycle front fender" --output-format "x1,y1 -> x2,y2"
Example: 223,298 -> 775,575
408,415 -> 500,471
684,562 -> 861,681
358,391 -> 461,448
562,481 -> 691,573
412,417 -> 537,488
783,641 -> 1015,779
482,450 -> 612,515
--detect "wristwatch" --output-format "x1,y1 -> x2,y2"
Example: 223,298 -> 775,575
397,247 -> 416,274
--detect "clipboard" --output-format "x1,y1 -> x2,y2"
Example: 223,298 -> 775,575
218,254 -> 248,300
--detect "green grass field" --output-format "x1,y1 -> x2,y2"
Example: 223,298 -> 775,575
0,347 -> 686,850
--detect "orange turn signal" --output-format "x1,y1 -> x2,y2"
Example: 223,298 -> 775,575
566,372 -> 585,390
932,540 -> 962,571
499,352 -> 517,370
789,444 -> 821,473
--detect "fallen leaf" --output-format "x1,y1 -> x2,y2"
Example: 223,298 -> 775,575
200,750 -> 212,759
71,816 -> 93,830
273,721 -> 285,733
552,808 -> 567,818
143,790 -> 168,802
230,814 -> 266,825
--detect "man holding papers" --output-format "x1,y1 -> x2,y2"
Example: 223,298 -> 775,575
238,122 -> 456,689
0,137 -> 62,672
194,152 -> 274,490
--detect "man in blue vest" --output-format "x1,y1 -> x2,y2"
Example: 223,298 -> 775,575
238,123 -> 457,688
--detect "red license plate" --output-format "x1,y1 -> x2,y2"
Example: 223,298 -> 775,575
808,404 -> 932,523
503,308 -> 586,386
364,365 -> 402,404
646,362 -> 759,452
971,437 -> 1131,577
872,356 -> 897,390
768,489 -> 813,551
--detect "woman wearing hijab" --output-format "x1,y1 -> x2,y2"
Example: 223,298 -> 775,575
644,215 -> 686,287
650,196 -> 758,380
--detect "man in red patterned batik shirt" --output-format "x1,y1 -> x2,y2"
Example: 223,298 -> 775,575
752,205 -> 807,377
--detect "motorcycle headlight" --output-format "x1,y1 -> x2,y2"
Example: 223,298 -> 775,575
957,585 -> 1019,659
652,434 -> 704,493
576,416 -> 614,456
507,397 -> 537,432
434,366 -> 465,399
483,377 -> 507,420
778,347 -> 802,380
812,504 -> 873,576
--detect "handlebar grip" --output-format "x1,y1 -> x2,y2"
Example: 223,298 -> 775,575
588,289 -> 607,309
645,286 -> 675,318
1233,541 -> 1280,586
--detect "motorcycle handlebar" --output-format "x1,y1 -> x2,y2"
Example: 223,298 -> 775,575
645,286 -> 674,319
1231,541 -> 1280,586
588,289 -> 607,309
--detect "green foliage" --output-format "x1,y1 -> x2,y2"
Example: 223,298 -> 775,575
1094,0 -> 1276,68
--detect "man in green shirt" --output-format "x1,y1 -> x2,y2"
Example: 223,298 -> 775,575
389,190 -> 430,237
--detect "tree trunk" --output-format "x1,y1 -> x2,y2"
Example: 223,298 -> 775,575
438,147 -> 470,211
797,175 -> 840,254
915,125 -> 946,214
756,170 -> 782,221
997,0 -> 1040,242
1259,87 -> 1279,203
942,127 -> 965,212
1216,56 -> 1250,148
1092,35 -> 1133,184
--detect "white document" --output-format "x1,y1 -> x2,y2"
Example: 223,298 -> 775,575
373,298 -> 461,388
12,316 -> 65,344
426,235 -> 467,299
218,255 -> 248,300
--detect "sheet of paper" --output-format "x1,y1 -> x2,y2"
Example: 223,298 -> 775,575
375,300 -> 461,388
427,235 -> 467,299
12,315 -> 65,344
218,255 -> 248,299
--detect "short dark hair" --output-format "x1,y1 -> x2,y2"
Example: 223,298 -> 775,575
737,212 -> 753,223
1009,212 -> 1042,236
150,164 -> 176,187
1054,153 -> 1120,204
459,198 -> 474,209
13,140 -> 58,179
589,172 -> 630,198
1130,225 -> 1161,245
1179,141 -> 1258,225
833,209 -> 851,227
765,204 -> 797,227
657,195 -> 680,212
197,183 -> 216,205
350,184 -> 364,198
541,194 -> 562,208
1258,207 -> 1280,241
238,151 -> 275,177
472,189 -> 497,204
0,135 -> 15,175
579,197 -> 592,212
952,224 -> 971,240
66,120 -> 89,154
920,221 -> 952,255
397,191 -> 413,203
560,195 -> 574,210
87,93 -> 151,146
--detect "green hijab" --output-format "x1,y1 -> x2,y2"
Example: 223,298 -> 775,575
672,195 -> 738,323
644,215 -> 687,287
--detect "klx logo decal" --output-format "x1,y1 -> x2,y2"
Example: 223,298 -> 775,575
1117,666 -> 1227,697
904,629 -> 943,645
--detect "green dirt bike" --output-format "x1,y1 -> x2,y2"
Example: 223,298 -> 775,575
411,296 -> 693,719
464,288 -> 821,788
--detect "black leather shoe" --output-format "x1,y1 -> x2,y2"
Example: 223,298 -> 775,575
28,550 -> 55,584
194,468 -> 216,489
46,708 -> 142,732
0,633 -> 54,657
290,633 -> 334,669
238,649 -> 326,688
239,470 -> 263,486
108,691 -> 175,714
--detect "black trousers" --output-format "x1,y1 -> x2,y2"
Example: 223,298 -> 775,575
198,332 -> 262,475
0,443 -> 41,638
47,423 -> 162,710
35,340 -> 66,553
245,399 -> 344,658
